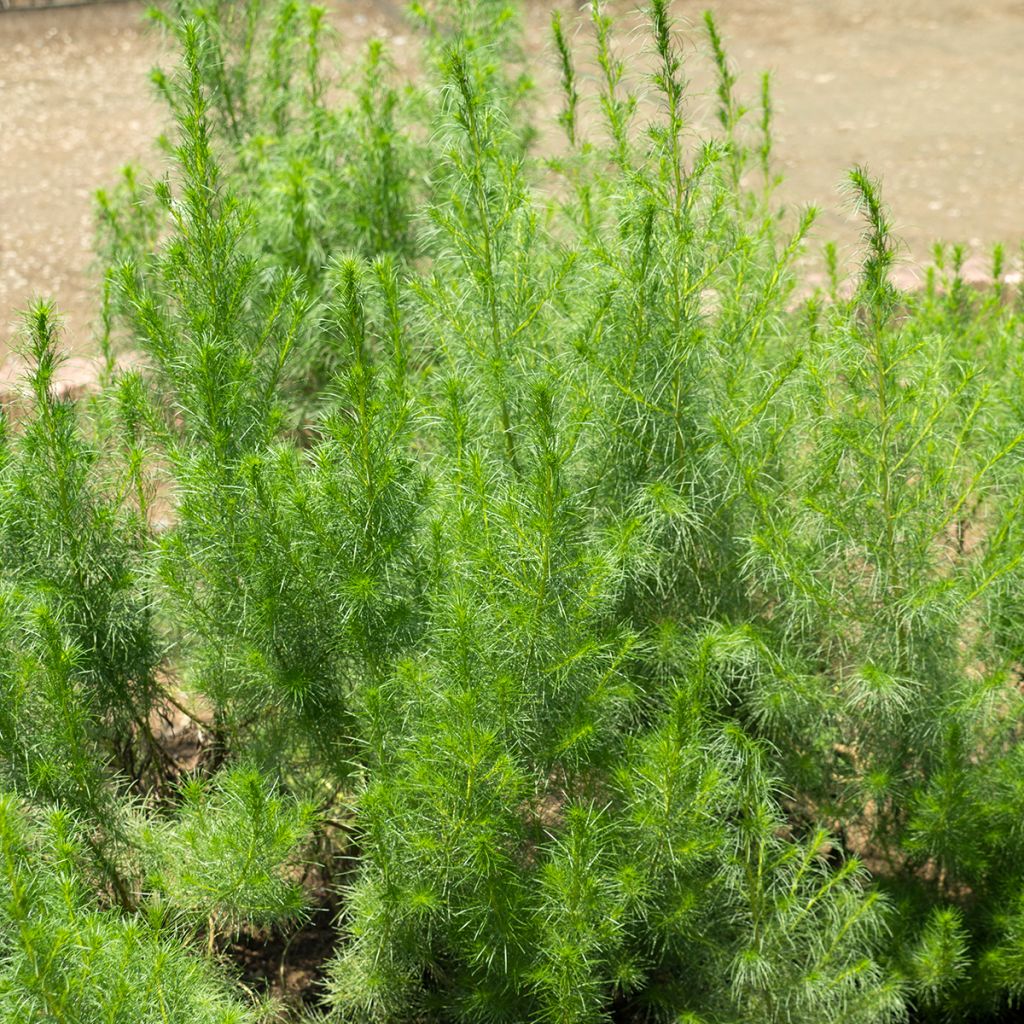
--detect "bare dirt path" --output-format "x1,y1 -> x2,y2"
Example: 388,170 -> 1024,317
2,0 -> 1023,358
1,3 -> 162,357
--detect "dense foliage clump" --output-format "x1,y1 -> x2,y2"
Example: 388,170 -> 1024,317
4,0 -> 1024,1020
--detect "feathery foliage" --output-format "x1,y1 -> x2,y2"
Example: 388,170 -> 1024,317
4,0 -> 1024,1020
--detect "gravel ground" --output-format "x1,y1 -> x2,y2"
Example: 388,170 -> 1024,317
2,0 -> 1023,359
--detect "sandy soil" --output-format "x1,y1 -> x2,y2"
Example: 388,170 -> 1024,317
2,0 -> 1023,359
2,4 -> 157,355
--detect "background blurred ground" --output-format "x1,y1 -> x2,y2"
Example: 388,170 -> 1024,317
2,0 -> 1023,356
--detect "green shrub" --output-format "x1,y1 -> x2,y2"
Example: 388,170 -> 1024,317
0,793 -> 258,1023
4,0 -> 1024,1020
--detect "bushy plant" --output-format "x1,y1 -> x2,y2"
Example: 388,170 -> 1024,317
0,793 -> 259,1023
4,0 -> 1024,1019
